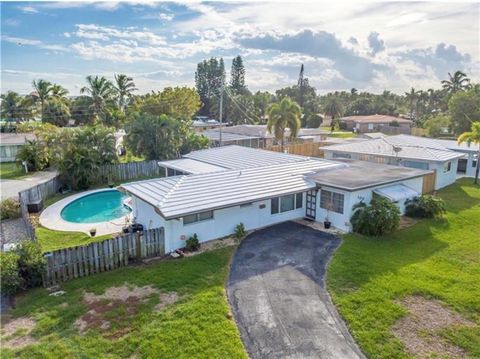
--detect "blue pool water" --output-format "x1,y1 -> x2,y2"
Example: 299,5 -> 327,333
61,190 -> 131,224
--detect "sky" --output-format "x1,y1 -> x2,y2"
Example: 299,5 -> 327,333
1,0 -> 479,96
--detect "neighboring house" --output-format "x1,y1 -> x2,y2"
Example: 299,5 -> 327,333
0,133 -> 36,162
340,115 -> 412,134
120,145 -> 431,252
322,134 -> 466,189
191,119 -> 223,133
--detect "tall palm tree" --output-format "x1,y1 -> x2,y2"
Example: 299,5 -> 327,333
1,91 -> 23,120
113,74 -> 137,114
441,71 -> 471,94
323,97 -> 344,132
32,79 -> 52,121
80,75 -> 115,122
50,84 -> 69,98
267,97 -> 301,151
404,87 -> 421,122
458,122 -> 480,184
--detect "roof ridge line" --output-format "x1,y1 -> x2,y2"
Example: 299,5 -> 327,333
158,176 -> 185,206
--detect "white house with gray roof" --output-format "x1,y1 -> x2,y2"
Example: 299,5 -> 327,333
322,134 -> 466,190
120,146 -> 432,252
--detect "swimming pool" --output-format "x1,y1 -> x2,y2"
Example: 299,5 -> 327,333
61,190 -> 131,224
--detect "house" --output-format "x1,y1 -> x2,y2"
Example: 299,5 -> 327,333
119,146 -> 431,252
0,133 -> 36,162
339,115 -> 412,134
322,134 -> 466,189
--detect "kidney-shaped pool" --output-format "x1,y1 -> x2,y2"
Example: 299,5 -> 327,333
61,189 -> 132,224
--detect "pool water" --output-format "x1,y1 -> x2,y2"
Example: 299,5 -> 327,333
61,190 -> 132,224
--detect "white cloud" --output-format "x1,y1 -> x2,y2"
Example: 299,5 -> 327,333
2,36 -> 67,52
19,6 -> 38,14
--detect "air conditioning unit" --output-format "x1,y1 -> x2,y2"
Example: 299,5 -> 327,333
27,200 -> 43,213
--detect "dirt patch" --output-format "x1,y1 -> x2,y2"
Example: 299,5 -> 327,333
183,236 -> 237,257
399,216 -> 418,230
392,296 -> 476,358
1,317 -> 37,349
75,285 -> 178,337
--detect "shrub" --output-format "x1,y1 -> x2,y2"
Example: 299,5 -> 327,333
186,234 -> 200,252
351,196 -> 400,236
234,223 -> 247,240
15,139 -> 50,171
0,251 -> 22,296
0,198 -> 21,220
405,195 -> 446,218
14,240 -> 46,289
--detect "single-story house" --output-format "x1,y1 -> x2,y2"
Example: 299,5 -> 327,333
322,134 -> 466,190
0,133 -> 36,162
340,115 -> 413,134
119,146 -> 431,252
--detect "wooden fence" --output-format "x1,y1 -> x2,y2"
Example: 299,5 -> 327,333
267,142 -> 324,158
422,171 -> 436,194
43,227 -> 165,286
96,160 -> 163,183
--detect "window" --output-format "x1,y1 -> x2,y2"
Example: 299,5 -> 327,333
167,168 -> 175,177
271,197 -> 279,214
183,211 -> 213,225
333,152 -> 352,159
443,161 -> 452,173
320,190 -> 344,214
295,193 -> 303,209
271,193 -> 303,214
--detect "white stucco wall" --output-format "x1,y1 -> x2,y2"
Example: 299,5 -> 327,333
430,159 -> 458,190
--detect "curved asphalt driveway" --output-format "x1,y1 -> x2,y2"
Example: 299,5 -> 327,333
227,221 -> 365,359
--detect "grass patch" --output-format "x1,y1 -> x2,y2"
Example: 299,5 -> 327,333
1,247 -> 246,358
0,162 -> 31,180
36,227 -> 112,253
327,178 -> 480,358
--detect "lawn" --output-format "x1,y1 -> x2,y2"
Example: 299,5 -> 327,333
0,162 -> 30,180
36,227 -> 112,253
1,246 -> 247,359
327,179 -> 480,359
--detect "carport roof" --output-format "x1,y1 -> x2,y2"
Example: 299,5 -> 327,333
308,160 -> 431,191
158,158 -> 225,175
373,184 -> 419,201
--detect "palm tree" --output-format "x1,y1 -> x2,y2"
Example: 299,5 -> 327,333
323,97 -> 344,132
442,71 -> 471,94
113,74 -> 137,114
1,91 -> 22,120
404,87 -> 421,122
267,97 -> 301,151
457,122 -> 480,184
32,79 -> 52,121
80,75 -> 115,122
50,84 -> 69,99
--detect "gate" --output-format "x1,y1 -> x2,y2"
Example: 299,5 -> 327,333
305,190 -> 317,220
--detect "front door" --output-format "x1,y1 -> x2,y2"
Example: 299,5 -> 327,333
305,190 -> 317,220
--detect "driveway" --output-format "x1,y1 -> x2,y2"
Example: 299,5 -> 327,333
227,221 -> 364,359
0,170 -> 58,199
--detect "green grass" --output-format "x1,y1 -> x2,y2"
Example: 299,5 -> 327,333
2,247 -> 247,359
327,178 -> 480,358
36,227 -> 112,253
0,162 -> 31,180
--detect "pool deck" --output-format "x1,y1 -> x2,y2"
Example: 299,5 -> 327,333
39,189 -> 131,236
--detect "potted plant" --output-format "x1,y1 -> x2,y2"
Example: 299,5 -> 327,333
89,228 -> 97,237
324,203 -> 332,229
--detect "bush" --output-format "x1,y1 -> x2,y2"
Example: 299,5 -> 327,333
234,223 -> 247,240
0,198 -> 21,220
351,196 -> 400,236
186,234 -> 200,252
0,251 -> 22,296
15,139 -> 50,171
405,195 -> 446,218
14,240 -> 46,289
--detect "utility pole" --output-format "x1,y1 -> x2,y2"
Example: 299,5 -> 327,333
219,81 -> 224,146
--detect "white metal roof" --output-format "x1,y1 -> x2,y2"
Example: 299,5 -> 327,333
120,159 -> 345,219
434,139 -> 479,153
373,184 -> 419,202
158,158 -> 225,175
184,145 -> 309,169
202,130 -> 260,142
323,135 -> 464,162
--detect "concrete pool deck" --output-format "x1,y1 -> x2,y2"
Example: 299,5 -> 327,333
39,189 -> 131,236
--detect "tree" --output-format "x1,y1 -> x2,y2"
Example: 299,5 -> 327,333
114,74 -> 137,114
42,98 -> 71,126
252,91 -> 275,123
50,84 -> 69,101
448,89 -> 480,134
32,79 -> 52,121
230,55 -> 247,95
457,122 -> 480,184
323,97 -> 344,131
0,91 -> 35,121
195,57 -> 225,116
405,87 -> 421,123
442,71 -> 471,95
15,139 -> 50,171
80,75 -> 115,122
267,97 -> 301,150
70,96 -> 95,125
424,115 -> 452,137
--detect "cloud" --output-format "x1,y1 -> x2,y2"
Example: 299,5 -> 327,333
19,6 -> 38,14
237,29 -> 388,84
3,18 -> 20,26
348,37 -> 358,45
1,35 -> 67,52
140,12 -> 174,21
368,32 -> 385,56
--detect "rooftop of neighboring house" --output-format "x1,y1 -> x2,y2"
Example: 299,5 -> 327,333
207,125 -> 273,138
323,134 -> 465,162
0,133 -> 36,146
202,130 -> 261,142
340,114 -> 412,124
